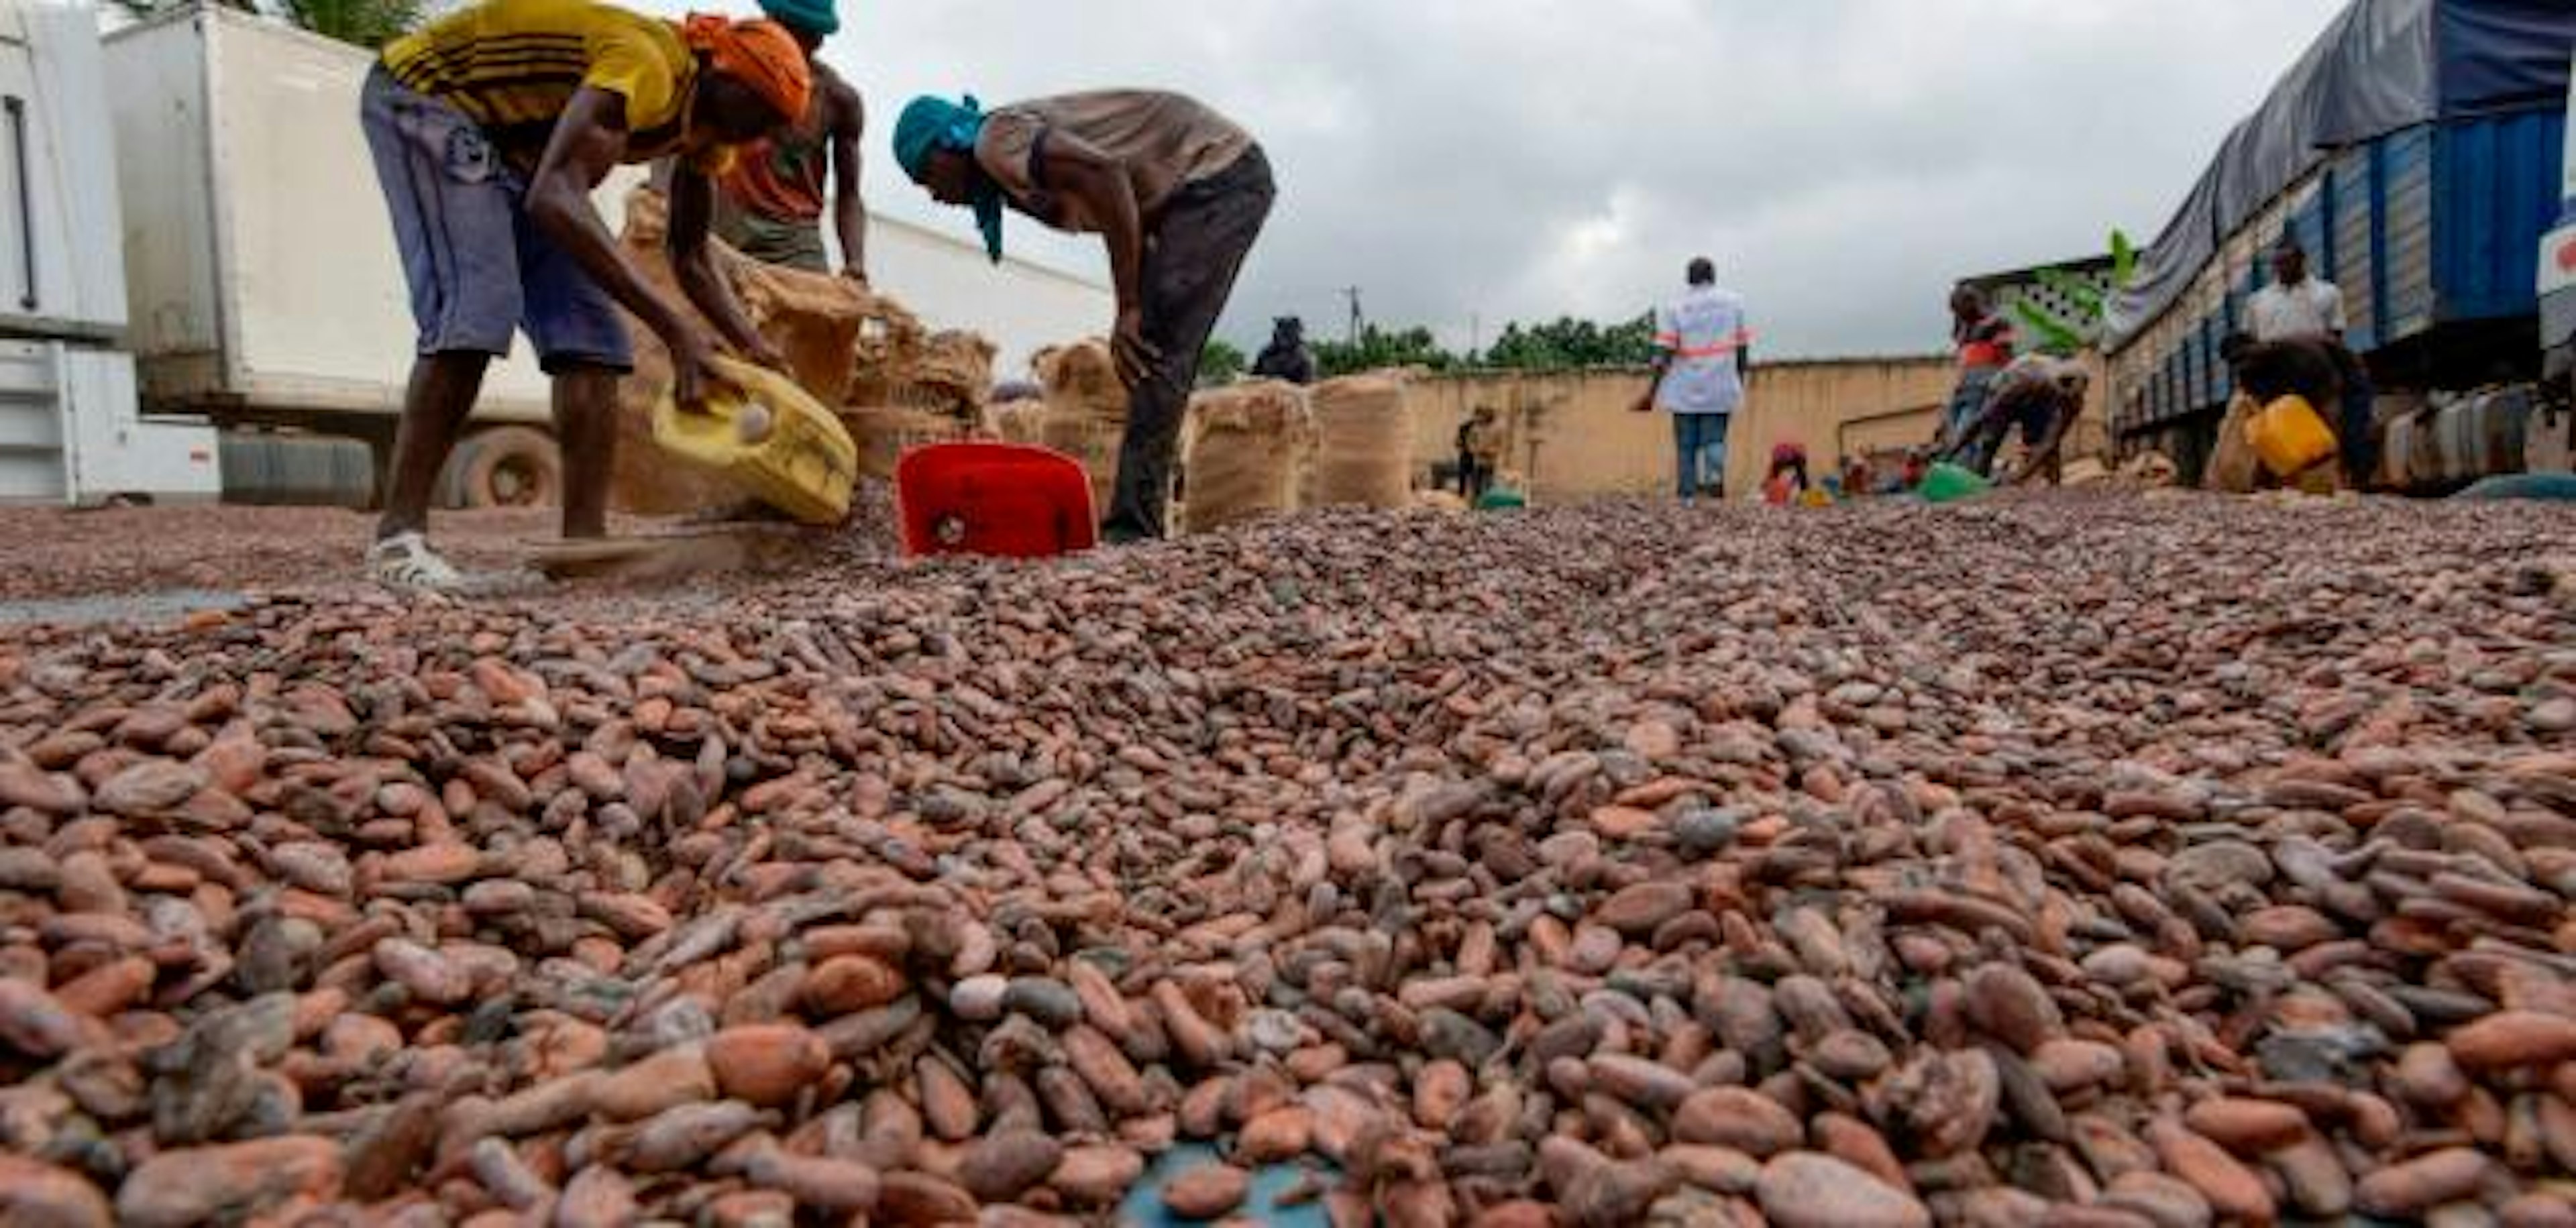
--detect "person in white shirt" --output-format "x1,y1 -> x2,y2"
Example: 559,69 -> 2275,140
2246,239 -> 2346,344
2245,237 -> 2376,485
1633,258 -> 1751,502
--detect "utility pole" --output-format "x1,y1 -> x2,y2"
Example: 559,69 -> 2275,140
1340,286 -> 1364,345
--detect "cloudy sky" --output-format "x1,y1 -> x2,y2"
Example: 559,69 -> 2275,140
786,0 -> 2349,358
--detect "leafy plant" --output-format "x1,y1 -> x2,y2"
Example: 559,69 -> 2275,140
1480,313 -> 1658,370
114,0 -> 421,49
1314,325 -> 1458,379
1301,311 -> 1666,378
282,0 -> 424,48
1195,339 -> 1246,388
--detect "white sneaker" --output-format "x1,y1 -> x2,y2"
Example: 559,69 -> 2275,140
369,532 -> 467,592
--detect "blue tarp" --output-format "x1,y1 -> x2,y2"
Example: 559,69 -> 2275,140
2106,0 -> 2576,349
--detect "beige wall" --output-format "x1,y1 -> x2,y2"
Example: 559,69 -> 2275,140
1403,358 -> 1958,500
1401,351 -> 2116,501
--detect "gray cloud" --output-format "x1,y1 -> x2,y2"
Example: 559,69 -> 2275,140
780,1 -> 2349,357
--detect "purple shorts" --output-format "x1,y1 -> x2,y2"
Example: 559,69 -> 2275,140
358,65 -> 632,372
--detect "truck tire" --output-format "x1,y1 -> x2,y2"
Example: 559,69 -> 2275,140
219,432 -> 376,507
450,426 -> 561,510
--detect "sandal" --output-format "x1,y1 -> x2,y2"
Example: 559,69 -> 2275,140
368,532 -> 468,592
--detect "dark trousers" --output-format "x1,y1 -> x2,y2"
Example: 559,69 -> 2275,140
2332,348 -> 2377,487
1456,456 -> 1491,500
1103,148 -> 1277,542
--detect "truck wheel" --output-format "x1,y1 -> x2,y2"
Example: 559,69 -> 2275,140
453,427 -> 561,509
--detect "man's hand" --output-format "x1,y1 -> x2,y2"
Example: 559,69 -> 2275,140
1631,392 -> 1656,414
1112,307 -> 1162,390
839,266 -> 870,291
740,337 -> 792,375
667,327 -> 733,411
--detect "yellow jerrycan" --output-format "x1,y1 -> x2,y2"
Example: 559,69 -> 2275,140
651,356 -> 858,525
2245,394 -> 2339,479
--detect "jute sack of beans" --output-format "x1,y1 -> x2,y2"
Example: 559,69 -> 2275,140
902,330 -> 998,418
2206,393 -> 2263,494
846,296 -> 930,408
991,398 -> 1048,445
843,405 -> 967,483
1307,371 -> 1413,508
1037,340 -> 1128,514
1182,381 -> 1313,535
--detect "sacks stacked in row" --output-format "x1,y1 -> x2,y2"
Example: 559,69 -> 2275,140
1017,358 -> 1421,535
1181,380 -> 1314,534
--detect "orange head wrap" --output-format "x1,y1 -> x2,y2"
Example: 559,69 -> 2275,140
682,14 -> 812,127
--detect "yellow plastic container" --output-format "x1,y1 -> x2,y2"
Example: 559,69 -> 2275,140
2245,394 -> 2339,478
651,357 -> 857,525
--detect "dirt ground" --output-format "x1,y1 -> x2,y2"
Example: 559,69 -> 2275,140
0,506 -> 561,602
0,491 -> 2571,1221
0,490 -> 902,612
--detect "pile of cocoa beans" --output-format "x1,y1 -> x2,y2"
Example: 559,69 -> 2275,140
0,494 -> 2570,1227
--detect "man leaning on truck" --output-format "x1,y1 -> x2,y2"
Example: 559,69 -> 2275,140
360,0 -> 810,590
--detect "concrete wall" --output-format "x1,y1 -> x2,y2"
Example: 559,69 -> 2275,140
1403,357 -> 1960,501
1401,351 -> 2118,501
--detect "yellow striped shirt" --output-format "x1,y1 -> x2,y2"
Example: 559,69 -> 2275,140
382,0 -> 697,160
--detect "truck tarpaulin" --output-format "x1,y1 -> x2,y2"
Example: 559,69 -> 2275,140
2106,0 -> 2576,349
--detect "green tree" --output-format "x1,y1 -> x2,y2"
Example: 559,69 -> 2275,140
282,0 -> 424,48
1480,313 -> 1657,370
1313,325 -> 1458,378
115,0 -> 421,49
1196,339 -> 1247,388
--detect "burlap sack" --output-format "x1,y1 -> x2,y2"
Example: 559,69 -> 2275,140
1308,372 -> 1412,508
844,405 -> 966,483
901,331 -> 997,416
991,398 -> 1049,445
2117,451 -> 2182,489
1181,381 -> 1313,535
1036,340 -> 1128,514
2206,394 -> 2263,494
846,296 -> 929,408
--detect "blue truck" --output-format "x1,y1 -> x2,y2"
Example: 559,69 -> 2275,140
2106,1 -> 2576,486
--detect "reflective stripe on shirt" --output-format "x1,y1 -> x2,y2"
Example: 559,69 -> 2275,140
1653,286 -> 1750,415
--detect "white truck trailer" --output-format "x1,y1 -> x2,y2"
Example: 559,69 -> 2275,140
105,3 -> 1111,507
0,0 -> 219,506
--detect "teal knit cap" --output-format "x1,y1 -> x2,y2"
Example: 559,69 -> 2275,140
757,0 -> 837,38
895,95 -> 1004,264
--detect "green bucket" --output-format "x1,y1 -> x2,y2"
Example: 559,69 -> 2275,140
1917,462 -> 1992,504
